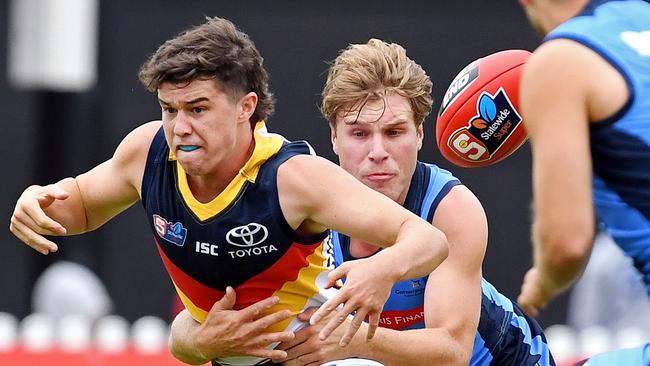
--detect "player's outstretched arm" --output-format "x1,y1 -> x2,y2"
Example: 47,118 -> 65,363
277,155 -> 448,346
169,287 -> 295,364
517,40 -> 597,316
9,121 -> 160,254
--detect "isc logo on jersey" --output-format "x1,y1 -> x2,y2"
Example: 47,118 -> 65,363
195,241 -> 219,256
448,87 -> 522,162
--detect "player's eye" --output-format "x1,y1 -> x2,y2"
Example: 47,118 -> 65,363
192,107 -> 204,114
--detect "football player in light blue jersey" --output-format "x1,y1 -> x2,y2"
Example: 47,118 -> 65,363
279,39 -> 554,366
582,344 -> 650,366
516,0 -> 650,364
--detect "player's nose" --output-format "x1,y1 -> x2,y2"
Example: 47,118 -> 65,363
172,112 -> 192,136
368,135 -> 389,161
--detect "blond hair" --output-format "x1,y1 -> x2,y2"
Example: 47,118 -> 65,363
322,38 -> 432,127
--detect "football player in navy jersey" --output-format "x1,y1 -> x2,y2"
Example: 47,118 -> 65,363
516,0 -> 650,363
8,17 -> 451,366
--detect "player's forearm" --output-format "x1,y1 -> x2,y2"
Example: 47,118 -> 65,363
530,139 -> 595,297
39,178 -> 90,234
169,310 -> 211,365
533,222 -> 593,296
379,218 -> 448,281
534,251 -> 586,296
356,327 -> 468,366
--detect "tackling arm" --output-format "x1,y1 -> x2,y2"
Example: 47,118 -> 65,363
282,185 -> 486,366
277,154 -> 449,344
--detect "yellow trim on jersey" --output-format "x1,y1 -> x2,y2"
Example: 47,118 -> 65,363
174,243 -> 333,333
174,284 -> 209,322
266,244 -> 329,332
172,121 -> 286,221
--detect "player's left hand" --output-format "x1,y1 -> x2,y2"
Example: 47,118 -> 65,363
517,267 -> 553,318
309,257 -> 393,346
280,307 -> 358,366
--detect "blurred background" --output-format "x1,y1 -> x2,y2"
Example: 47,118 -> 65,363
0,0 -> 566,346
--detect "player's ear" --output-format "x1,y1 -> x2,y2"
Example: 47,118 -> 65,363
330,124 -> 339,155
416,124 -> 424,151
238,92 -> 258,123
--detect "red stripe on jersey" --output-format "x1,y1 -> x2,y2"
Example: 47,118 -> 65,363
233,242 -> 322,310
155,238 -> 224,312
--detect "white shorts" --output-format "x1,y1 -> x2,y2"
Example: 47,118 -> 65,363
321,359 -> 385,366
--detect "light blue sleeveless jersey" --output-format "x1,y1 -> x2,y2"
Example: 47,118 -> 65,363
580,342 -> 650,366
331,162 -> 554,365
546,0 -> 650,294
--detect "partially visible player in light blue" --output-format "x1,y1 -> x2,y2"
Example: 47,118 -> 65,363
280,38 -> 554,366
567,231 -> 650,332
517,0 -> 650,311
578,344 -> 650,366
516,0 -> 650,365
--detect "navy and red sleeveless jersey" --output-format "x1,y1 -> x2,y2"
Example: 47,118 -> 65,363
141,122 -> 336,365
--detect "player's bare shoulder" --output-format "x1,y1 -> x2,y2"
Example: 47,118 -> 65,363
115,121 -> 162,154
111,120 -> 163,192
535,39 -> 629,122
433,185 -> 487,239
276,154 -> 344,232
523,39 -> 597,92
431,184 -> 487,271
278,153 -> 335,176
277,154 -> 346,198
276,154 -> 335,203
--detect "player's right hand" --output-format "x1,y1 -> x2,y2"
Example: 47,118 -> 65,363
188,286 -> 295,362
517,267 -> 551,318
279,307 -> 357,366
9,184 -> 69,255
309,256 -> 393,347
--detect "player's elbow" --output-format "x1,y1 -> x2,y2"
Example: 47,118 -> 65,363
428,331 -> 472,366
168,312 -> 209,366
538,230 -> 593,269
452,346 -> 472,366
439,341 -> 471,366
435,229 -> 450,261
168,335 -> 207,366
547,246 -> 589,272
452,331 -> 474,366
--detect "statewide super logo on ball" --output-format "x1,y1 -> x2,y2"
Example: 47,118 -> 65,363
447,87 -> 522,162
436,49 -> 531,168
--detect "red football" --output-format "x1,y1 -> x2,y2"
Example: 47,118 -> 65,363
436,49 -> 531,168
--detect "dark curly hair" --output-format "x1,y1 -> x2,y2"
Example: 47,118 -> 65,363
138,17 -> 275,124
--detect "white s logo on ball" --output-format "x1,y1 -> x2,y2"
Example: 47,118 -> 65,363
451,133 -> 487,161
